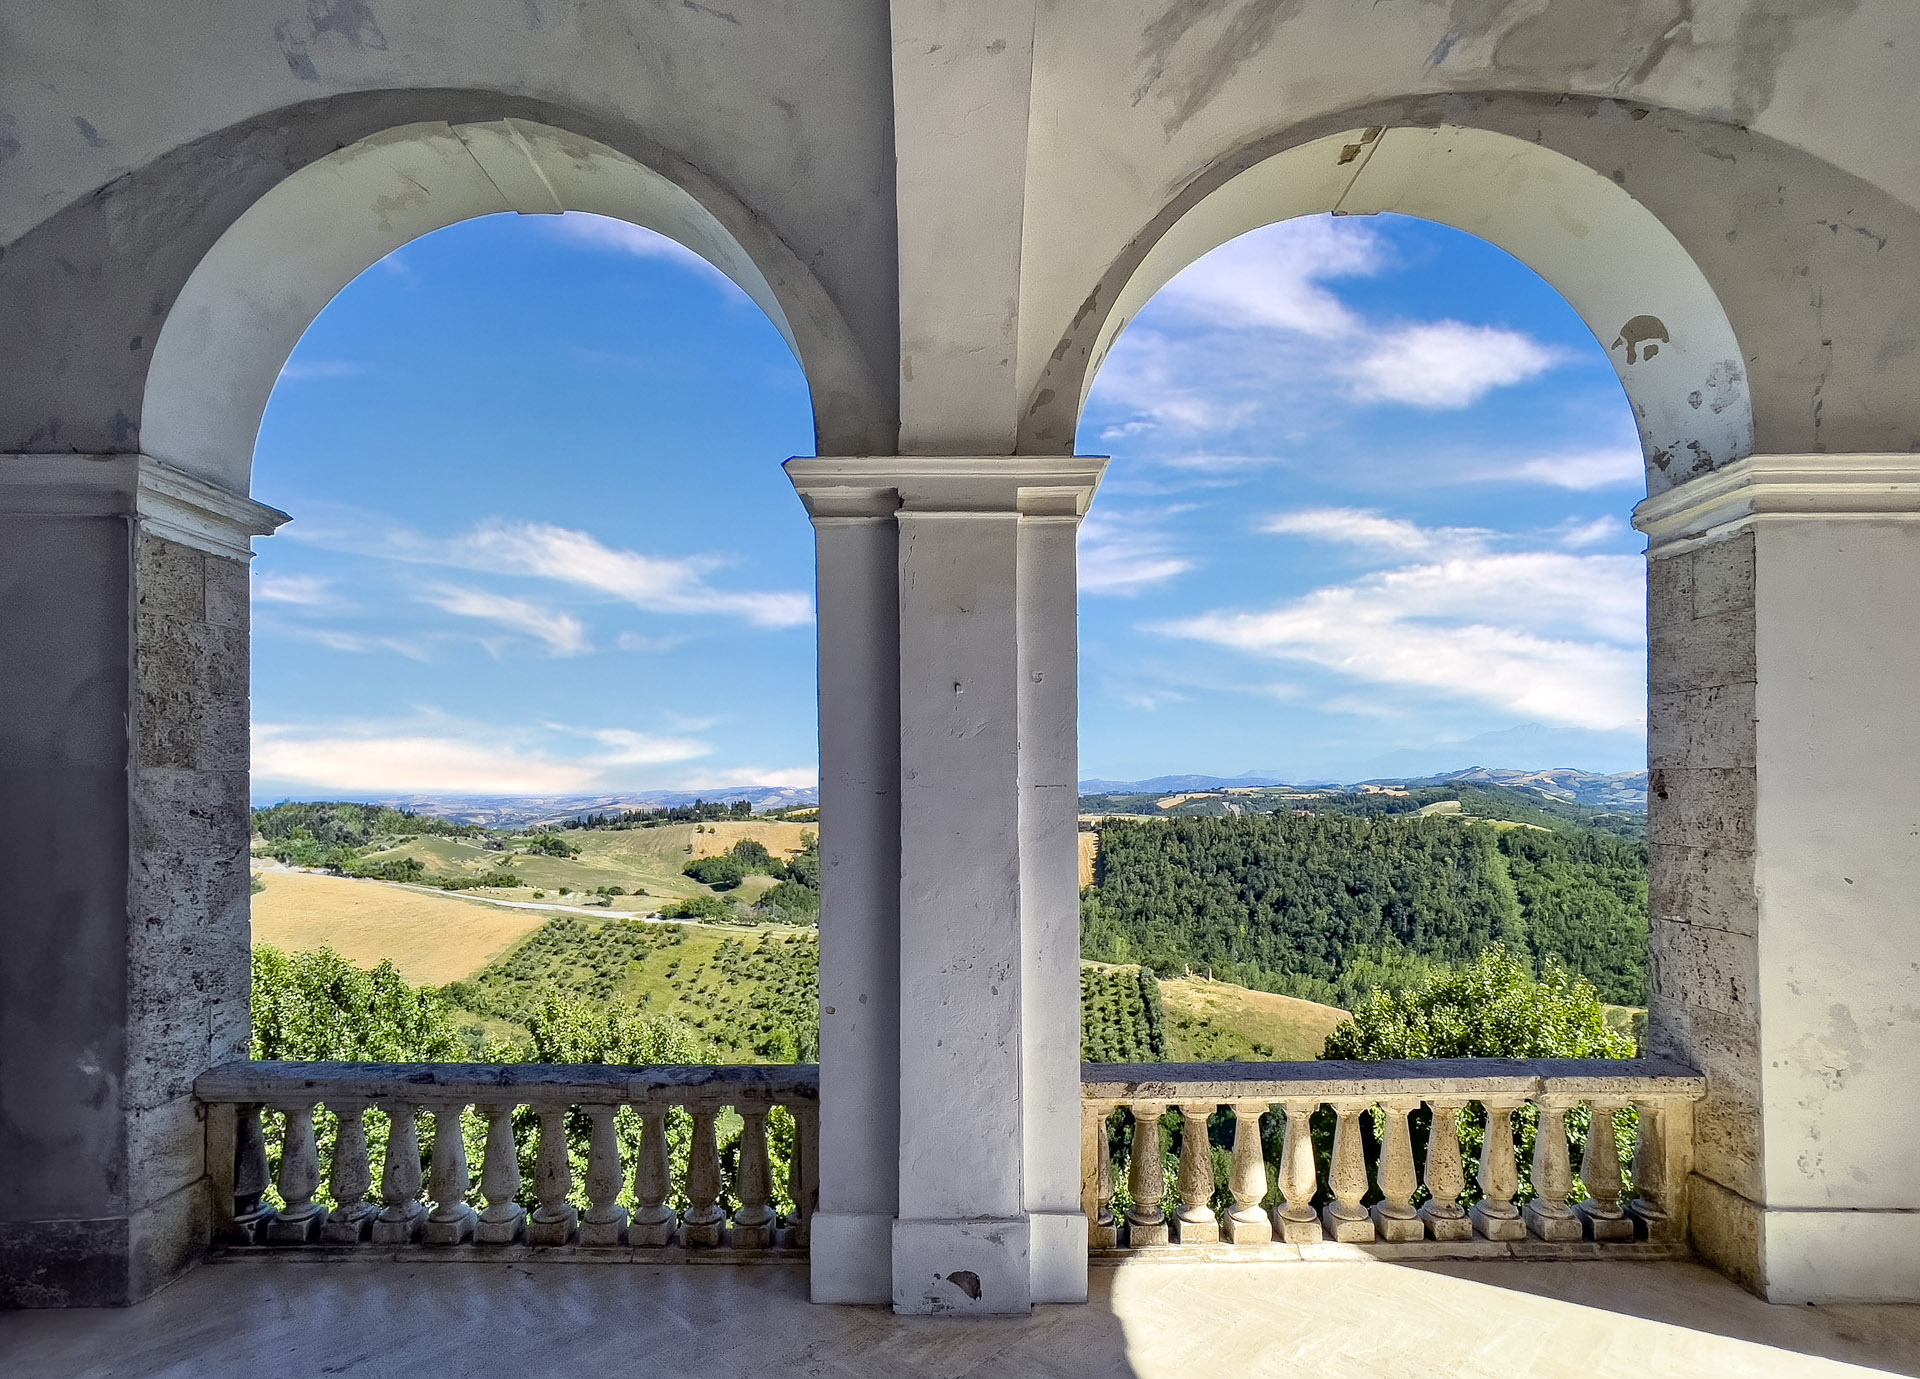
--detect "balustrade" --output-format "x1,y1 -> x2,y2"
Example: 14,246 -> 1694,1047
1081,1059 -> 1703,1254
197,1062 -> 818,1254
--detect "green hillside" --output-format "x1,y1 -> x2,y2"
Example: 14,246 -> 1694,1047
1081,812 -> 1646,1008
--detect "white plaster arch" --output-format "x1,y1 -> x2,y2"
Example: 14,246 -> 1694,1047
144,118 -> 859,491
1073,125 -> 1752,494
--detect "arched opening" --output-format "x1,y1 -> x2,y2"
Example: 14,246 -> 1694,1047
1072,192 -> 1667,1071
138,126 -> 836,1248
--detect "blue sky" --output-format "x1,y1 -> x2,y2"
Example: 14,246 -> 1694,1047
249,210 -> 1646,801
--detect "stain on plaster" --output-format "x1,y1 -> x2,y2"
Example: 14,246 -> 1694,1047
681,0 -> 741,25
1612,314 -> 1670,364
73,117 -> 108,150
1132,0 -> 1300,135
942,1269 -> 982,1300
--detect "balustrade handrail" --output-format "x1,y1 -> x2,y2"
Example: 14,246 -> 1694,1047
195,1060 -> 819,1105
1082,1057 -> 1704,1101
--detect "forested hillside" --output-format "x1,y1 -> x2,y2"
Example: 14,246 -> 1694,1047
1080,814 -> 1646,1007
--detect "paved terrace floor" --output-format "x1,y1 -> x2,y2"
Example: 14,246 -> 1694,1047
5,1257 -> 1918,1378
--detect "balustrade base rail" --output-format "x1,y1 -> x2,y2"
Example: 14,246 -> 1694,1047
1082,1059 -> 1706,1258
196,1061 -> 818,1258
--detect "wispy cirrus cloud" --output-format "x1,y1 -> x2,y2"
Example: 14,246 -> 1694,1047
546,213 -> 734,290
1504,447 -> 1644,490
1078,510 -> 1195,596
1157,511 -> 1644,731
253,572 -> 342,607
1261,508 -> 1490,559
455,521 -> 812,628
417,584 -> 590,657
277,359 -> 367,381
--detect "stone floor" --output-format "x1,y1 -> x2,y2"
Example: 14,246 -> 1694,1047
4,1256 -> 1918,1378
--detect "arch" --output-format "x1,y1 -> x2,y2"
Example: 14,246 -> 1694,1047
143,116 -> 884,491
1032,123 -> 1752,494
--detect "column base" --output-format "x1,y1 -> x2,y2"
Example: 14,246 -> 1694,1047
1418,1203 -> 1474,1242
1759,1207 -> 1920,1303
893,1217 -> 1032,1316
1577,1203 -> 1636,1242
526,1205 -> 577,1246
1322,1204 -> 1375,1243
579,1208 -> 628,1247
1028,1211 -> 1087,1303
473,1205 -> 524,1245
1172,1211 -> 1220,1244
811,1211 -> 893,1303
629,1208 -> 675,1248
1524,1202 -> 1585,1242
1471,1203 -> 1526,1241
371,1203 -> 426,1245
1225,1210 -> 1272,1245
423,1204 -> 477,1246
1371,1205 -> 1425,1242
1275,1207 -> 1323,1244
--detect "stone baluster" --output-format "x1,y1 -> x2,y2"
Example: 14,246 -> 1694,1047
474,1102 -> 525,1244
1172,1102 -> 1221,1243
1417,1098 -> 1473,1242
1081,1102 -> 1119,1249
322,1100 -> 377,1243
789,1100 -> 819,1249
424,1103 -> 477,1244
630,1106 -> 676,1246
372,1101 -> 427,1243
731,1106 -> 776,1249
527,1105 -> 579,1245
1629,1097 -> 1688,1242
1576,1098 -> 1634,1241
231,1103 -> 277,1243
681,1104 -> 727,1246
264,1101 -> 325,1243
1124,1102 -> 1169,1246
1321,1099 -> 1375,1242
1224,1100 -> 1272,1245
578,1102 -> 628,1246
1523,1094 -> 1583,1241
1469,1095 -> 1527,1241
1274,1098 -> 1323,1244
1370,1096 -> 1424,1242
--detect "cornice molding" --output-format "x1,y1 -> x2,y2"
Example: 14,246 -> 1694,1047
0,454 -> 289,560
784,455 -> 1109,522
1633,454 -> 1920,555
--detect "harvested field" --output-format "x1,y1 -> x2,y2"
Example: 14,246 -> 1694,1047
250,869 -> 547,985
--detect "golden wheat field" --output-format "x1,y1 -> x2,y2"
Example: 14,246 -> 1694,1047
250,869 -> 549,985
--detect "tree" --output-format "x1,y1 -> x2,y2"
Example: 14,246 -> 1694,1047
251,943 -> 468,1062
1321,945 -> 1633,1061
683,855 -> 746,889
727,838 -> 776,873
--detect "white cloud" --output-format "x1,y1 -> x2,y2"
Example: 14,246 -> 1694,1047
417,585 -> 590,656
253,724 -> 601,796
1159,453 -> 1291,473
667,765 -> 818,791
253,573 -> 339,607
1349,322 -> 1561,408
456,521 -> 812,629
1508,447 -> 1645,490
1262,508 -> 1489,559
616,631 -> 682,653
1158,218 -> 1385,336
1078,512 -> 1194,595
1155,542 -> 1645,731
286,628 -> 434,661
547,213 -> 733,288
1553,514 -> 1630,549
277,359 -> 366,381
587,728 -> 711,766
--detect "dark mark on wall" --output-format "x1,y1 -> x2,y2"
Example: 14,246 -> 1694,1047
74,117 -> 108,150
1612,314 -> 1670,363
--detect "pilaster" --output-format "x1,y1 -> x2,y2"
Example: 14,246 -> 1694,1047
787,455 -> 1103,1314
0,454 -> 283,1306
1634,454 -> 1920,1303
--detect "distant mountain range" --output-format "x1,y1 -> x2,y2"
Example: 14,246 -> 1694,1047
280,786 -> 820,829
1078,766 -> 1648,812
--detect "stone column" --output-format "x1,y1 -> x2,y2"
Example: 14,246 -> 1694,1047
1635,454 -> 1920,1303
787,456 -> 1105,1315
0,454 -> 284,1307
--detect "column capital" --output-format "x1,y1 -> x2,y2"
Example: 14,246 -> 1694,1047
785,455 -> 1107,522
0,453 -> 289,560
1633,453 -> 1920,556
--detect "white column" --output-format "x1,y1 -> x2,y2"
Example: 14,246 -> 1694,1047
789,479 -> 901,1303
787,456 -> 1104,1315
1635,454 -> 1920,1303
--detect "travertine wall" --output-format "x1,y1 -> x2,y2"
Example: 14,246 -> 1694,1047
1645,531 -> 1763,1288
